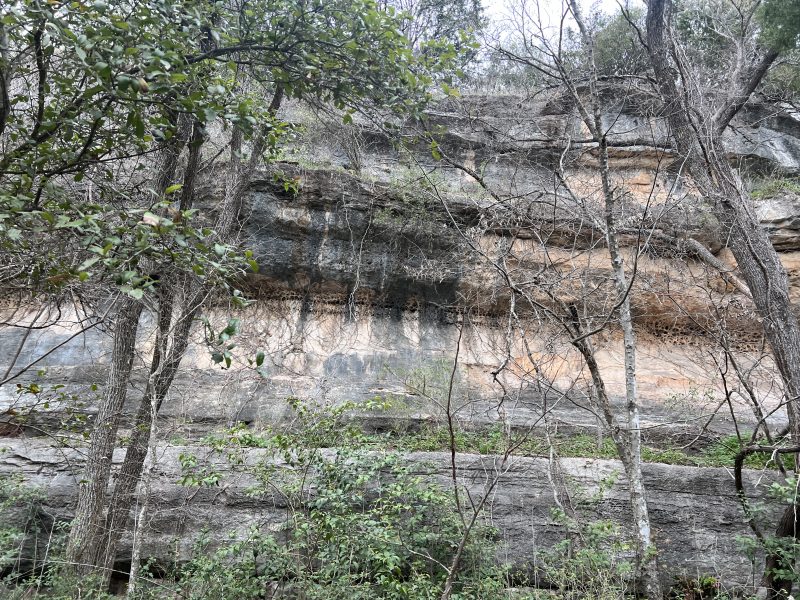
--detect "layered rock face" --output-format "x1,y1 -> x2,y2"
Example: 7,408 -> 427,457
0,438 -> 781,586
2,92 -> 800,586
214,94 -> 800,432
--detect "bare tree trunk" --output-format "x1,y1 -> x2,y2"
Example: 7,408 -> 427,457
645,1 -> 800,595
570,319 -> 661,598
216,84 -> 284,238
100,85 -> 286,585
558,3 -> 662,594
645,0 -> 800,431
710,161 -> 800,599
602,168 -> 661,599
0,23 -> 11,137
125,443 -> 154,599
98,286 -> 200,582
65,119 -> 190,583
65,297 -> 143,580
94,113 -> 205,582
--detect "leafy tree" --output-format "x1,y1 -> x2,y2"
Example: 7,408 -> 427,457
378,0 -> 484,68
0,0 -> 433,298
0,0 -> 459,590
591,8 -> 650,77
759,0 -> 800,52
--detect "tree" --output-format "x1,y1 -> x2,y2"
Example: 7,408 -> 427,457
421,0 -> 800,594
643,0 -> 800,595
0,0 -> 451,589
469,1 -> 666,595
378,0 -> 484,68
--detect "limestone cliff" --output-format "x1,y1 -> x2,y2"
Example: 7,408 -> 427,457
2,92 -> 800,587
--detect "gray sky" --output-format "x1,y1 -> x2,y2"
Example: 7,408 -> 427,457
483,0 -> 644,22
480,0 -> 646,41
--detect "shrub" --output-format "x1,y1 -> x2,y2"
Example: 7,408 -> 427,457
136,400 -> 506,599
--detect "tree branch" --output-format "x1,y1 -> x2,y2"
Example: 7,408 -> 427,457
713,48 -> 780,135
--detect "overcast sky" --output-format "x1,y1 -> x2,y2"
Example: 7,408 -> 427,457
478,0 -> 646,42
482,0 -> 644,23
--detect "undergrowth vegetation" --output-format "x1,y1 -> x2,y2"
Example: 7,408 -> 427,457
2,400 -> 509,599
204,401 -> 778,471
0,397 -> 779,599
749,177 -> 800,200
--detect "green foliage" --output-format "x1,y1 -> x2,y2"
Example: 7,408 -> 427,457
200,316 -> 244,370
674,0 -> 737,69
669,574 -> 731,599
762,60 -> 800,99
281,451 -> 499,599
761,489 -> 800,590
0,474 -> 44,574
158,528 -> 290,599
0,0 -> 448,299
535,509 -> 633,600
750,177 -> 800,200
758,0 -> 800,52
591,9 -> 650,77
4,371 -> 98,440
0,476 -> 120,599
704,435 -> 791,470
137,399 -> 505,599
673,0 -> 799,81
211,400 -> 787,469
176,452 -> 221,487
371,425 -> 774,469
735,478 -> 800,594
378,0 -> 484,70
9,570 -> 116,600
3,401 -> 505,598
1,0 -> 253,294
0,477 -> 95,600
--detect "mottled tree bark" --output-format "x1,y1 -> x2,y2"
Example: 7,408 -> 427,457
94,85 -> 287,589
65,119 -> 190,584
100,285 -> 199,584
65,297 -> 143,579
646,1 -> 800,595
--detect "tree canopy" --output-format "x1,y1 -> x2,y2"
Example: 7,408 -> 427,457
0,0 -> 447,301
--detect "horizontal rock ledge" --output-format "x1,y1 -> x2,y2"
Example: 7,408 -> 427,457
0,437 -> 778,588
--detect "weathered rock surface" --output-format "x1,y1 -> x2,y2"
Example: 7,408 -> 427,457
0,437 -> 778,588
2,91 -> 800,588
0,300 -> 782,445
2,91 -> 797,461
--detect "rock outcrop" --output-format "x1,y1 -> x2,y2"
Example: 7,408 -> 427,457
2,91 -> 800,587
0,437 -> 780,587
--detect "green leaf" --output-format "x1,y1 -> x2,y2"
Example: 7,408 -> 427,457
78,256 -> 101,271
132,113 -> 145,138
